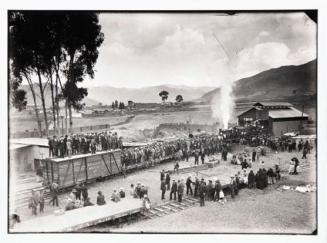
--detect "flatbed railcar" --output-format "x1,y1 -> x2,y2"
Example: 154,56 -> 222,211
41,150 -> 122,190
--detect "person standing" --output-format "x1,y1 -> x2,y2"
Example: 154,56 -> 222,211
248,170 -> 255,188
186,176 -> 193,195
252,149 -> 257,162
177,180 -> 184,202
160,170 -> 165,181
230,177 -> 235,199
234,175 -> 240,196
66,138 -> 72,158
199,180 -> 206,206
214,180 -> 222,201
50,182 -> 59,207
207,180 -> 214,201
28,190 -> 39,216
194,149 -> 199,165
161,179 -> 166,200
165,173 -> 171,191
81,183 -> 88,202
170,180 -> 177,200
200,147 -> 205,164
48,137 -> 53,158
39,189 -> 45,213
194,177 -> 200,197
267,168 -> 275,184
292,157 -> 300,174
302,147 -> 308,159
174,161 -> 180,174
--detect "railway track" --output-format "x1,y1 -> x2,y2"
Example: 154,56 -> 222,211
83,196 -> 200,231
139,197 -> 200,220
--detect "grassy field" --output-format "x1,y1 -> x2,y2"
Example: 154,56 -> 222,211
10,101 -> 316,136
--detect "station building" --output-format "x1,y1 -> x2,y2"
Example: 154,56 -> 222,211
237,102 -> 309,136
10,138 -> 49,172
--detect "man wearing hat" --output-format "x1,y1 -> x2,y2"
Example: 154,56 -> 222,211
170,179 -> 177,200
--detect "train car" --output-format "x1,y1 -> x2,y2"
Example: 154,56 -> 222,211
41,150 -> 122,189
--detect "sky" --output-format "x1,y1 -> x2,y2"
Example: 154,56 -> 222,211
83,12 -> 316,88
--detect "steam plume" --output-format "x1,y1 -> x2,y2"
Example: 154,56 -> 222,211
211,81 -> 234,129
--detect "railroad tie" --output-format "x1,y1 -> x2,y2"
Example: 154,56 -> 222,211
184,198 -> 196,204
153,207 -> 169,215
185,197 -> 199,203
161,205 -> 178,212
149,209 -> 165,217
179,202 -> 189,207
169,203 -> 185,210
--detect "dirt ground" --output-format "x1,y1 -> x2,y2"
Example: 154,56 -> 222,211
16,144 -> 316,234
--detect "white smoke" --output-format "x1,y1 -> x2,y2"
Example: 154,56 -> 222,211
211,80 -> 235,129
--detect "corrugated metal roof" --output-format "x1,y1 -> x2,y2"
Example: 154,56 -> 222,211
254,102 -> 293,107
237,107 -> 256,117
10,138 -> 49,147
268,107 -> 308,119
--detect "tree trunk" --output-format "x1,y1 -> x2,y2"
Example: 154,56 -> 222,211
36,68 -> 49,137
65,99 -> 68,134
68,55 -> 74,134
68,102 -> 73,134
25,75 -> 42,137
55,78 -> 60,133
53,59 -> 61,133
49,70 -> 57,135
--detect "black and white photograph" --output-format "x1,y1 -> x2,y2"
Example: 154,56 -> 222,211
3,4 -> 326,239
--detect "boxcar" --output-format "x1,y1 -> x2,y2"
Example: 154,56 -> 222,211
41,150 -> 122,189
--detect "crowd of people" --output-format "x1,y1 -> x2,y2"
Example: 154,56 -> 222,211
159,163 -> 282,207
47,131 -> 123,158
121,134 -> 231,167
24,126 -> 313,222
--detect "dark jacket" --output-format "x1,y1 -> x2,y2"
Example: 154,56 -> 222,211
199,183 -> 206,197
161,180 -> 166,191
165,174 -> 171,184
171,181 -> 178,193
97,195 -> 106,205
177,183 -> 184,194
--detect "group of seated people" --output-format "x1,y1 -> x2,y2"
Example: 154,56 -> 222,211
64,187 -> 127,211
230,152 -> 253,169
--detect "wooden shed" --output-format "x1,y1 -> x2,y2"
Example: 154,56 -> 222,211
41,150 -> 122,189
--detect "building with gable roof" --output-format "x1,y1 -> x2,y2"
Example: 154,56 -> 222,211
237,102 -> 309,136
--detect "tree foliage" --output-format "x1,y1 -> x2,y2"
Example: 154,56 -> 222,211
9,11 -> 104,135
176,94 -> 183,103
159,90 -> 169,102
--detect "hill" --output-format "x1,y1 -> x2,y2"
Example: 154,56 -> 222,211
19,84 -> 100,107
200,59 -> 317,103
17,83 -> 215,108
86,85 -> 215,104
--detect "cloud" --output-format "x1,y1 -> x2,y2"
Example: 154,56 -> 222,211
83,12 -> 317,88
